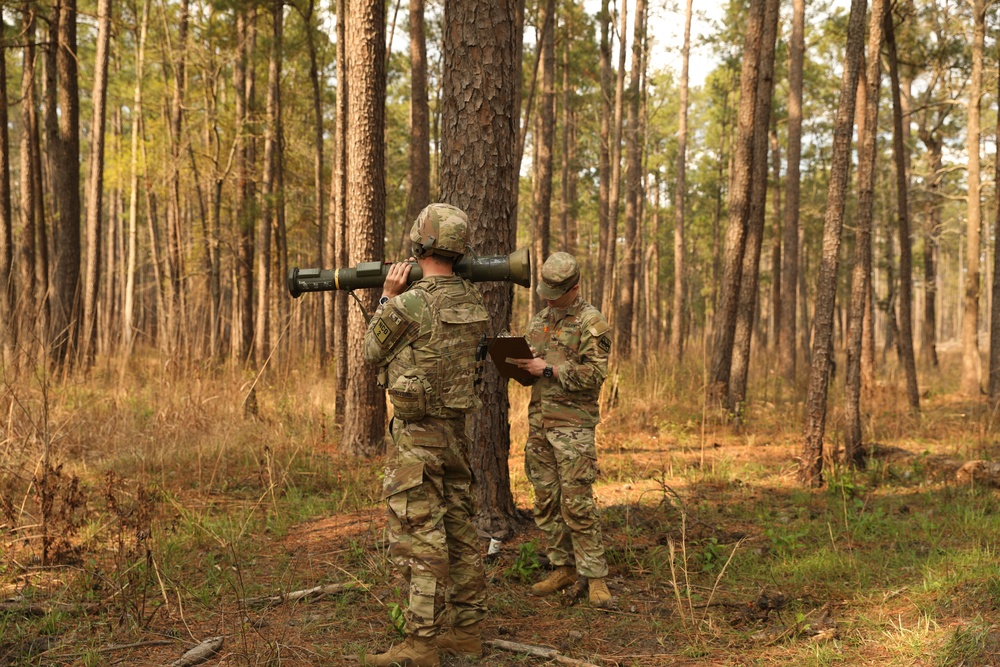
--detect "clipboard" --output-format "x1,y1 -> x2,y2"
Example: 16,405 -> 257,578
487,336 -> 536,385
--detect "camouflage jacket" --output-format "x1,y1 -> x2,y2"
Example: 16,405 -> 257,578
363,274 -> 488,419
524,296 -> 610,428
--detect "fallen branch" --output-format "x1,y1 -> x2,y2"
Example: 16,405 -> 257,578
485,639 -> 601,667
169,636 -> 224,667
0,601 -> 101,617
244,583 -> 356,608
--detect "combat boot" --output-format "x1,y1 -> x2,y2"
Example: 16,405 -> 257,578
361,636 -> 440,667
436,622 -> 482,657
589,577 -> 612,607
530,565 -> 577,596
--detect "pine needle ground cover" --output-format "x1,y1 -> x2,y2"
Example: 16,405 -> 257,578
2,352 -> 999,667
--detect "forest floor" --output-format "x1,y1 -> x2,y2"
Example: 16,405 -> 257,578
2,350 -> 1000,666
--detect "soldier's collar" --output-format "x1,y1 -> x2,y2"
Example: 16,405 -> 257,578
547,296 -> 584,319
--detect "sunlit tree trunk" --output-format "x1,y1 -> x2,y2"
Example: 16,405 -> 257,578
80,0 -> 112,366
408,0 -> 430,225
531,0 -> 555,314
990,44 -> 1000,404
18,3 -> 39,358
844,0 -> 885,467
709,0 -> 767,401
595,0 -> 611,310
0,9 -> 12,369
801,0 -> 867,486
779,0 -> 804,383
123,0 -> 150,355
885,10 -> 919,413
559,19 -> 575,255
671,0 -> 693,362
960,0 -> 985,396
728,0 -> 780,414
600,0 -> 627,319
616,0 -> 645,360
331,0 -> 349,423
342,0 -> 387,457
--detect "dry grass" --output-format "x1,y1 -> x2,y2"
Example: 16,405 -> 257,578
1,347 -> 999,666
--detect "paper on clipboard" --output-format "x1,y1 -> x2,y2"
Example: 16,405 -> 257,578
487,336 -> 536,385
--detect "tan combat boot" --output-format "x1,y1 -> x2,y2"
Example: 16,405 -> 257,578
436,622 -> 482,657
589,577 -> 612,607
530,565 -> 578,596
361,636 -> 440,667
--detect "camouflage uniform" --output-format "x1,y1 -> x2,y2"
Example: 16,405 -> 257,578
362,232 -> 489,638
524,253 -> 611,580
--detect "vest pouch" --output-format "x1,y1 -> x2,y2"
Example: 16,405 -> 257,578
388,370 -> 431,421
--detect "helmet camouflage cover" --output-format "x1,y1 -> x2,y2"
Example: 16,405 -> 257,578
410,203 -> 469,258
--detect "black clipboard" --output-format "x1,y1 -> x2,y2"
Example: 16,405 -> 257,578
487,336 -> 536,385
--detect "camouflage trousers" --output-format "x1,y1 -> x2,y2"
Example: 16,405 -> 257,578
383,415 -> 487,638
524,423 -> 608,579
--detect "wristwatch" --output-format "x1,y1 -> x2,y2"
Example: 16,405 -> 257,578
378,295 -> 390,307
543,365 -> 554,378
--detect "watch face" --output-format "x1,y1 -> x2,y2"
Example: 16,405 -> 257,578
543,366 -> 553,378
379,296 -> 389,306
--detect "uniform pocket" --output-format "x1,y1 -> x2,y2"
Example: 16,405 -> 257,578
388,371 -> 430,421
383,462 -> 426,527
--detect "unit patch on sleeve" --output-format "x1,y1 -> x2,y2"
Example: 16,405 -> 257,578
598,335 -> 612,353
374,318 -> 393,345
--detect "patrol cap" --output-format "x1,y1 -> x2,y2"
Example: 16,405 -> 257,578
537,252 -> 580,300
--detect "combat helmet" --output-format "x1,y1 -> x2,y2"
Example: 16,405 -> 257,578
410,203 -> 469,260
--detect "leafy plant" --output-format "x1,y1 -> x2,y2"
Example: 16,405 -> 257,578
504,540 -> 541,583
386,602 -> 406,637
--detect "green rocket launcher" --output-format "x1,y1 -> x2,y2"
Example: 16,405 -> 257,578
287,247 -> 532,297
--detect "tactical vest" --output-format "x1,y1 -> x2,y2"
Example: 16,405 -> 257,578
388,278 -> 488,420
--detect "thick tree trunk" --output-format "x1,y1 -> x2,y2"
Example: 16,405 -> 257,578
960,0 -> 985,396
408,0 -> 431,225
800,0 -> 867,487
18,3 -> 39,357
440,0 -> 521,535
341,0 -> 387,457
80,0 -> 112,366
531,0 -> 555,314
844,0 -> 885,468
51,0 -> 81,365
709,0 -> 767,401
885,10 -> 919,413
990,44 -> 1000,404
559,21 -> 574,255
671,0 -> 693,362
727,0 -> 780,414
779,0 -> 804,383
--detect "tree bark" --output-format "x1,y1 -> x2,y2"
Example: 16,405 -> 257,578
331,0 -> 349,424
709,0 -> 767,401
440,0 -> 521,535
123,0 -> 150,355
990,34 -> 1000,404
779,0 -> 805,383
18,3 -> 39,358
531,0 -> 555,314
595,0 -> 611,310
885,9 -> 919,413
844,0 -> 885,468
408,0 -> 431,224
600,0 -> 627,319
670,0 -> 693,362
800,0 -> 868,487
341,0 -> 387,457
616,0 -> 645,360
960,0 -> 985,396
50,0 -> 81,365
727,0 -> 780,414
0,9 -> 12,369
234,8 -> 255,363
80,0 -> 112,366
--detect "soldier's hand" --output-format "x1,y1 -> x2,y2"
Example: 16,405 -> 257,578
382,257 -> 414,299
512,357 -> 548,378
